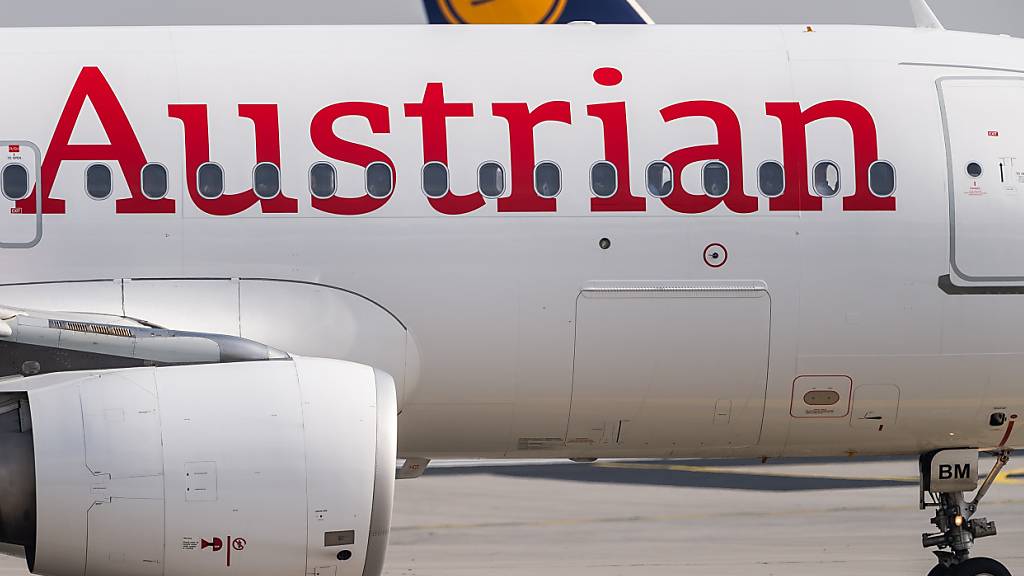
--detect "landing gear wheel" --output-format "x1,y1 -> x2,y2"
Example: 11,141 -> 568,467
954,558 -> 1011,576
920,451 -> 1013,576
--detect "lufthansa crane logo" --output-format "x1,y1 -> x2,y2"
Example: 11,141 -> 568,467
437,0 -> 568,24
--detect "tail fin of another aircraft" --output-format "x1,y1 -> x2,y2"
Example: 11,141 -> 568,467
909,0 -> 944,30
422,0 -> 654,25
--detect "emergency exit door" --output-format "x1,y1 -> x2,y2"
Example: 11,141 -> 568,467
0,141 -> 42,248
940,77 -> 1024,282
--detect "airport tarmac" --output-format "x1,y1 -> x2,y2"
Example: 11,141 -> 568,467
2,456 -> 1023,576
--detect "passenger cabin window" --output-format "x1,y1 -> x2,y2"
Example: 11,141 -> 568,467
534,161 -> 561,198
869,160 -> 896,197
366,162 -> 393,199
86,163 -> 112,200
646,161 -> 673,198
422,162 -> 448,199
253,162 -> 281,199
966,162 -> 984,178
479,162 -> 505,198
141,163 -> 168,199
813,161 -> 841,197
197,162 -> 224,199
757,161 -> 785,198
2,164 -> 29,201
702,161 -> 729,198
309,162 -> 337,199
590,161 -> 617,198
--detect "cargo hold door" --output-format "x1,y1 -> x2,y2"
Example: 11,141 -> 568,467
566,281 -> 771,454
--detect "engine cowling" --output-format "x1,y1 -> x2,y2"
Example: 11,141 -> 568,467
0,357 -> 396,576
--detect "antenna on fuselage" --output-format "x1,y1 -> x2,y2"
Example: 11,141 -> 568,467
625,0 -> 655,25
909,0 -> 944,30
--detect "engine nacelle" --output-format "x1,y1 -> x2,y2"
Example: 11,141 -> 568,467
0,357 -> 396,576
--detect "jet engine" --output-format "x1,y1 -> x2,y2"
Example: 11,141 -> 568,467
0,356 -> 396,576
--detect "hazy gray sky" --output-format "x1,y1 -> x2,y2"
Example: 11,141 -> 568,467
1,0 -> 1022,36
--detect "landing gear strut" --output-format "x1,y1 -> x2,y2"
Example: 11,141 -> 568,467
921,450 -> 1012,576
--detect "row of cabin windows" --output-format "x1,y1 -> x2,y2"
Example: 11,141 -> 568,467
647,160 -> 896,199
0,162 -> 172,202
413,159 -> 896,200
0,159 -> 899,202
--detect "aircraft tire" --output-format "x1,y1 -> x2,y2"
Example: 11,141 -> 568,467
928,565 -> 951,576
954,558 -> 1011,576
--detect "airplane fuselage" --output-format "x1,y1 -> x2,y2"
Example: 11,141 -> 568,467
1,24 -> 1023,460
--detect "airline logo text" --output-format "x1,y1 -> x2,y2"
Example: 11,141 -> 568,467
15,66 -> 895,217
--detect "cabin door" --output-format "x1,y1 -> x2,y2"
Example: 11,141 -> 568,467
0,141 -> 42,248
940,77 -> 1024,283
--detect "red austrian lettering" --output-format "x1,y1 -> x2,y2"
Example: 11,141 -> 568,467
767,100 -> 892,212
167,103 -> 297,216
589,67 -> 644,213
659,101 -> 754,215
19,66 -> 173,214
405,82 -> 483,215
492,101 -> 571,213
309,102 -> 396,216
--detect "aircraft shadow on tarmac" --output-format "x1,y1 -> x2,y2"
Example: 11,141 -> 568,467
425,457 -> 925,491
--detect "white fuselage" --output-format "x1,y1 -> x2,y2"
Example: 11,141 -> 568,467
0,24 -> 1022,460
